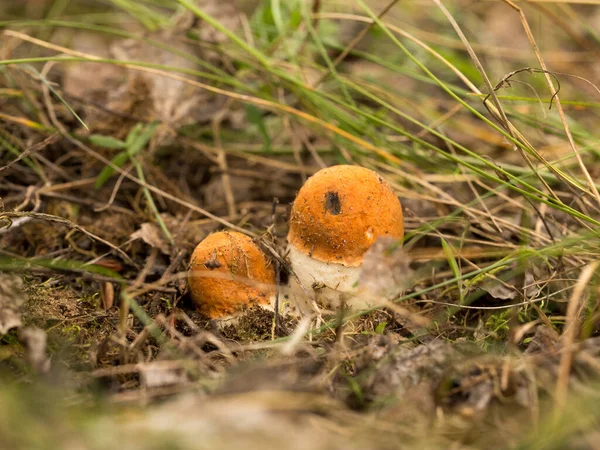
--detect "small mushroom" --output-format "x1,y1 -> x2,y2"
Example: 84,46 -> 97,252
287,165 -> 404,310
188,231 -> 276,323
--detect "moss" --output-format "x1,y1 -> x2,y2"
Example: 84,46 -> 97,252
21,278 -> 116,371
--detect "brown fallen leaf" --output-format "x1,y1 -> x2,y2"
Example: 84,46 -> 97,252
111,37 -> 219,128
100,282 -> 115,310
481,279 -> 518,301
60,32 -> 125,101
131,222 -> 171,255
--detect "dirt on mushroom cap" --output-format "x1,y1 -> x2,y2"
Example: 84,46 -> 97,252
188,231 -> 276,319
288,165 -> 404,266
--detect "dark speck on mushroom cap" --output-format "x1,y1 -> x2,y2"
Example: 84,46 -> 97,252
324,191 -> 342,215
204,249 -> 222,270
188,231 -> 276,319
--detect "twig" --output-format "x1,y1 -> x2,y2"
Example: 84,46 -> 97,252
0,133 -> 59,174
132,248 -> 159,291
212,99 -> 237,219
0,211 -> 134,265
95,165 -> 132,212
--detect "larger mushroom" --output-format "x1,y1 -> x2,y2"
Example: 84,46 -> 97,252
188,231 -> 276,322
287,165 -> 404,309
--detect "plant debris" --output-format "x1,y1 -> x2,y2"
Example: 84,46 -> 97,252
2,0 -> 600,448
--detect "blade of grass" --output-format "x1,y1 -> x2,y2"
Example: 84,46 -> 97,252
0,19 -> 237,81
503,0 -> 600,208
353,2 -> 595,198
441,237 -> 464,303
432,0 -> 564,207
174,0 -> 271,67
133,158 -> 174,246
2,51 -> 598,228
5,30 -> 599,228
23,65 -> 88,130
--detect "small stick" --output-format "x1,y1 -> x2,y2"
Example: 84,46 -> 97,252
0,211 -> 134,265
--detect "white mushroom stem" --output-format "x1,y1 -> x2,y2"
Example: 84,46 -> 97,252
288,245 -> 361,293
287,245 -> 373,312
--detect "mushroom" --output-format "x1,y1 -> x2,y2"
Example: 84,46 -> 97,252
287,165 -> 404,310
188,230 -> 276,323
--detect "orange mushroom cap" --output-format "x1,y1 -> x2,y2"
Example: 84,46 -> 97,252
188,231 -> 276,319
288,165 -> 403,267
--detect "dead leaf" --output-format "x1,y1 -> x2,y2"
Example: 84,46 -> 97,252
188,0 -> 241,45
100,282 -> 115,310
0,274 -> 26,335
525,325 -> 560,354
106,0 -> 241,133
359,237 -> 413,299
523,270 -> 542,299
110,36 -> 224,129
131,222 -> 171,255
139,361 -> 189,389
482,279 -> 518,301
61,32 -> 125,100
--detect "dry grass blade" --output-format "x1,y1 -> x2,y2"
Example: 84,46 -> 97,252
3,2 -> 600,449
432,0 -> 510,131
432,0 -> 567,208
555,261 -> 600,415
0,133 -> 59,174
0,211 -> 134,265
312,0 -> 399,89
212,101 -> 237,219
2,29 -> 401,165
503,0 -> 600,208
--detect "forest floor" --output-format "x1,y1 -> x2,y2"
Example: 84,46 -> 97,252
2,1 -> 600,449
